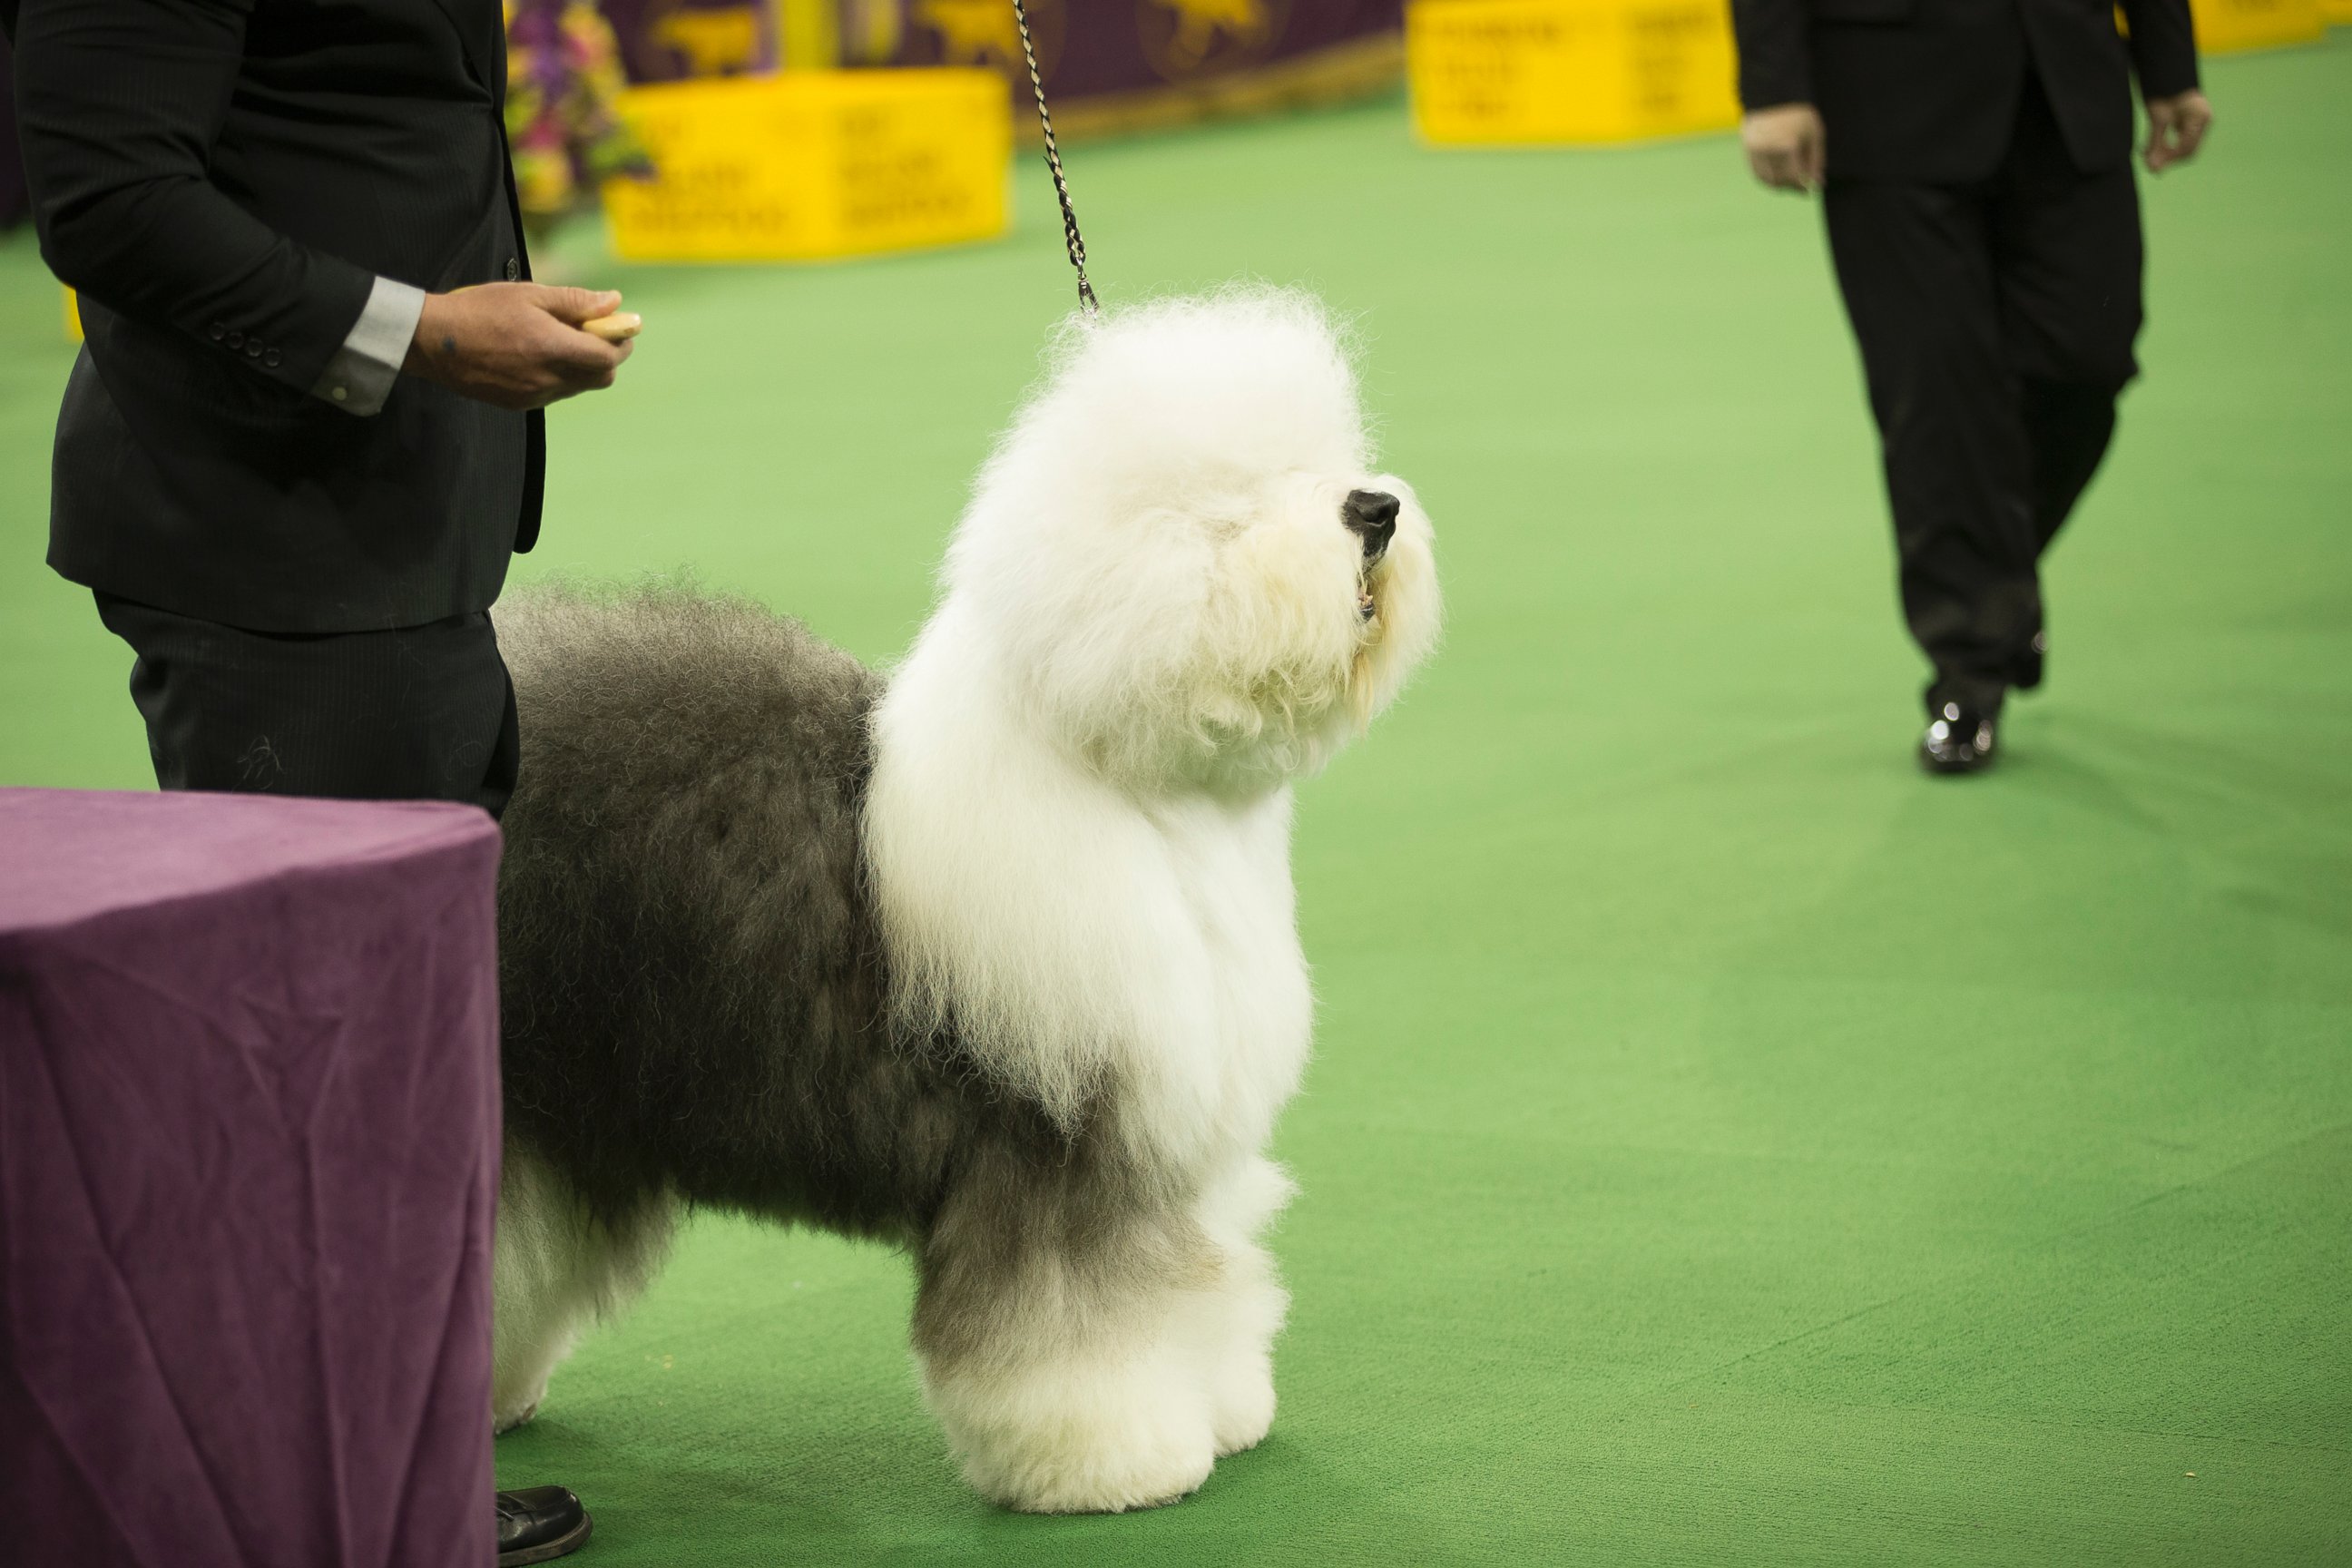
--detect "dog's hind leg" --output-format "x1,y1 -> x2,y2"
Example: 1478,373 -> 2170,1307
912,1175 -> 1224,1514
493,1147 -> 678,1434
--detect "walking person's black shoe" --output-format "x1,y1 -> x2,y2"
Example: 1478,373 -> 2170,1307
1919,702 -> 1998,775
2011,629 -> 2048,692
498,1485 -> 592,1566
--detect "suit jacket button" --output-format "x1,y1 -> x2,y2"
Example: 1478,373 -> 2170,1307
209,321 -> 227,341
246,341 -> 263,358
226,330 -> 244,349
264,348 -> 282,368
505,256 -> 521,281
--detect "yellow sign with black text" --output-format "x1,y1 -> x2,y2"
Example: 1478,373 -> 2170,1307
1406,0 -> 1740,146
603,70 -> 1010,262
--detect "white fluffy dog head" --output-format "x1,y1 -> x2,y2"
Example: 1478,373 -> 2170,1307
944,290 -> 1440,795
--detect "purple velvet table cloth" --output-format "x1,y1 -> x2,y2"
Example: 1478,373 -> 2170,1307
0,789 -> 503,1568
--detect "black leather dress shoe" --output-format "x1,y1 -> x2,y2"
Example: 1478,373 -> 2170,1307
2012,630 -> 2048,691
1919,703 -> 1997,775
498,1485 -> 592,1566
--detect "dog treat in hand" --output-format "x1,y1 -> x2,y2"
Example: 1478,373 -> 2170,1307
582,313 -> 642,344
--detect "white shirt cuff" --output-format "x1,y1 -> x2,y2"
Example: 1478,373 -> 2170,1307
310,276 -> 426,416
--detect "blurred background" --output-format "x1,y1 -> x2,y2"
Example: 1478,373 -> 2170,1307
4,5 -> 2348,1564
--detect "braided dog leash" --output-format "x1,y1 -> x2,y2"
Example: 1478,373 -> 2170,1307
1010,0 -> 1098,317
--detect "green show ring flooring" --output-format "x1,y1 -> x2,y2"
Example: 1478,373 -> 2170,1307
3,37 -> 2348,1566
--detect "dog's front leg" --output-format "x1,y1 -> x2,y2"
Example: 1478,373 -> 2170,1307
912,1174 -> 1223,1514
1177,1152 -> 1294,1458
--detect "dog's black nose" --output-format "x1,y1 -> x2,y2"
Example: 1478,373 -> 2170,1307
1343,489 -> 1399,559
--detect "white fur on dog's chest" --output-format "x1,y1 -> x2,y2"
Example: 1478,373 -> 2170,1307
864,629 -> 1317,1176
1145,794 -> 1313,1161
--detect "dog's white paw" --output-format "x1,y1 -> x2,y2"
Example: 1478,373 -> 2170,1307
929,1348 -> 1219,1514
1209,1348 -> 1275,1457
491,1397 -> 541,1436
963,1407 -> 1217,1515
494,1391 -> 547,1438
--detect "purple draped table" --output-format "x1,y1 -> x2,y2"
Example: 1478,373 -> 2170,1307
0,789 -> 503,1568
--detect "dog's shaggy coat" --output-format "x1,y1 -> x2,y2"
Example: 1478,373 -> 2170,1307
490,291 -> 1439,1514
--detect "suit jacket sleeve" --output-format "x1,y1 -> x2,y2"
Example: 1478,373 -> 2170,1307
11,0 -> 377,395
2118,0 -> 2200,100
1730,0 -> 1812,111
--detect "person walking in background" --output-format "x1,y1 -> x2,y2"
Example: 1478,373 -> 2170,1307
5,0 -> 632,1559
1730,0 -> 2211,773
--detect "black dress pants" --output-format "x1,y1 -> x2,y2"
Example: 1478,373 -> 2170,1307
95,593 -> 520,820
1824,74 -> 2144,716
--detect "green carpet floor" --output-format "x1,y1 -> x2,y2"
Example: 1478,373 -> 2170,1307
5,38 -> 2350,1566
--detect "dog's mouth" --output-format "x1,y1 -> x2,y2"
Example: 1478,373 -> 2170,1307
1343,491 -> 1398,623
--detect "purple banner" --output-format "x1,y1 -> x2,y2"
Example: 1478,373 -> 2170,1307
601,0 -> 781,83
596,1 -> 1404,134
883,0 -> 1402,96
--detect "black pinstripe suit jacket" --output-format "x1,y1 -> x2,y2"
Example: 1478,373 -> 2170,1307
5,0 -> 544,632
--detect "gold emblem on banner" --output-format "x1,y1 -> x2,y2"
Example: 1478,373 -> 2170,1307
646,1 -> 767,75
916,0 -> 1064,77
1138,0 -> 1289,80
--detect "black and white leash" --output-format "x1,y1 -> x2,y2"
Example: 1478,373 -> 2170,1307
1009,0 -> 1098,317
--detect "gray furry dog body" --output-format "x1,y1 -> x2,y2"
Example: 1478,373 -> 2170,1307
489,295 -> 1440,1514
494,589 -> 1129,1418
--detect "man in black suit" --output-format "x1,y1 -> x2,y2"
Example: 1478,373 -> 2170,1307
1730,0 -> 2210,772
7,0 -> 625,1559
8,0 -> 631,814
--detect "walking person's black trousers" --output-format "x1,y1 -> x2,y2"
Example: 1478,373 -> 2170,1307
95,593 -> 521,820
1824,72 -> 2144,717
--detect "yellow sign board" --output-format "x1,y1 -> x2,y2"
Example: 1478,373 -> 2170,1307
603,69 -> 1010,262
1406,0 -> 1740,146
2191,0 -> 2326,50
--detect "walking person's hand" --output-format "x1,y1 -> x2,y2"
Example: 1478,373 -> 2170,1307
404,284 -> 636,411
1742,103 -> 1827,193
2142,89 -> 2212,174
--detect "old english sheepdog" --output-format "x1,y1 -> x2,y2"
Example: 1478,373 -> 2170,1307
489,291 -> 1440,1514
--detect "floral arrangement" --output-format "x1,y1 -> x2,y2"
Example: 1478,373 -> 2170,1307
505,0 -> 654,226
